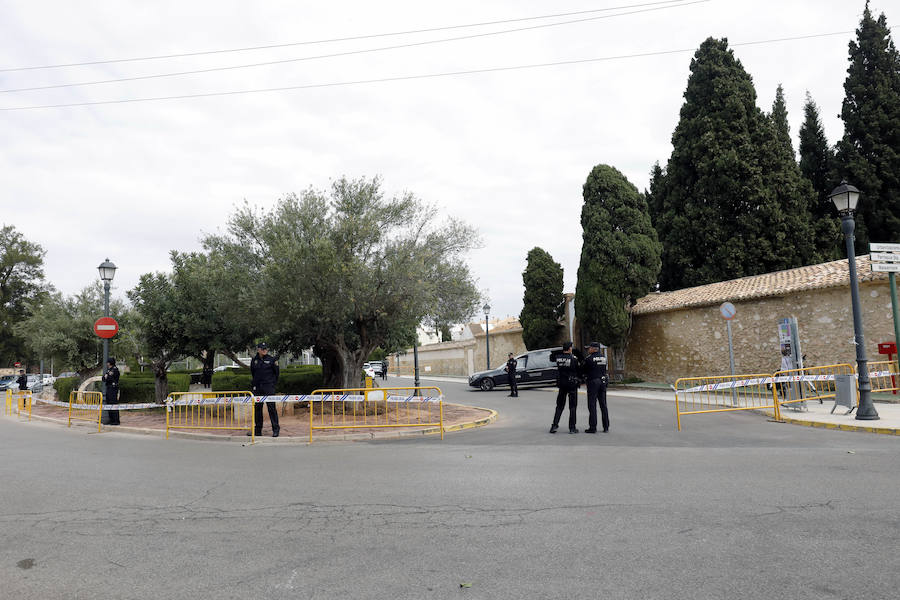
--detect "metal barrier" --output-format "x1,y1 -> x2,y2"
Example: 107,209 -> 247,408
68,390 -> 103,432
165,391 -> 254,440
5,389 -> 32,420
772,363 -> 856,413
308,386 -> 443,442
868,360 -> 899,394
674,374 -> 778,430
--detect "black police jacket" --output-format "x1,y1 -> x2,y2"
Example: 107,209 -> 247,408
506,357 -> 517,375
251,354 -> 280,393
582,353 -> 608,381
102,366 -> 120,388
555,353 -> 581,390
16,375 -> 27,390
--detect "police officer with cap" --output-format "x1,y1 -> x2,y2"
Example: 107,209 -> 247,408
102,357 -> 121,426
550,341 -> 580,433
582,342 -> 609,433
250,342 -> 280,437
506,353 -> 518,397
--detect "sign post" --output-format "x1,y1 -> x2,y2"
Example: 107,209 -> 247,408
720,302 -> 737,405
870,243 -> 900,368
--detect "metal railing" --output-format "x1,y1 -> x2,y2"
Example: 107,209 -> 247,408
165,391 -> 254,440
772,363 -> 856,412
308,386 -> 443,442
68,391 -> 103,432
5,389 -> 32,420
868,359 -> 899,394
674,373 -> 778,430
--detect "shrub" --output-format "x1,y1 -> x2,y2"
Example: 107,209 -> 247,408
118,373 -> 190,403
212,366 -> 323,394
53,377 -> 80,401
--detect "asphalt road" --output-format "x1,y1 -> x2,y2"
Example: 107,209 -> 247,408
2,376 -> 899,599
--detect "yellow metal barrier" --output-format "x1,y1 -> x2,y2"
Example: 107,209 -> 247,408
308,386 -> 443,442
674,374 -> 777,430
868,360 -> 899,394
5,389 -> 32,420
68,390 -> 103,432
773,363 -> 856,414
165,391 -> 254,440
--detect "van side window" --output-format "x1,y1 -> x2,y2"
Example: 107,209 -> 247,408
528,351 -> 553,369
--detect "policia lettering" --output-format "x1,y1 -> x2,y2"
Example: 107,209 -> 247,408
582,342 -> 609,433
550,342 -> 580,434
250,342 -> 280,437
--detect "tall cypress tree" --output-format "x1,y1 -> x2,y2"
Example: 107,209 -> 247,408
770,84 -> 794,160
836,2 -> 900,250
799,92 -> 842,260
519,247 -> 564,350
575,164 -> 661,351
656,37 -> 815,290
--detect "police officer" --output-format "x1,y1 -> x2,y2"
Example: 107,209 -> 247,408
582,342 -> 609,433
16,369 -> 27,391
550,341 -> 580,433
251,342 -> 280,437
102,358 -> 121,426
506,353 -> 519,397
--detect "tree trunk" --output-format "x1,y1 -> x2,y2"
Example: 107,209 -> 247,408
153,362 -> 169,403
222,349 -> 250,368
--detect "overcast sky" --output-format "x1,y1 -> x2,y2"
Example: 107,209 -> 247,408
2,0 -> 893,323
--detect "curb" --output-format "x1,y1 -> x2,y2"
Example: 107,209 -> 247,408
775,414 -> 900,436
8,403 -> 499,443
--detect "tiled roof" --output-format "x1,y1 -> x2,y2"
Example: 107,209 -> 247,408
632,255 -> 890,315
469,316 -> 522,336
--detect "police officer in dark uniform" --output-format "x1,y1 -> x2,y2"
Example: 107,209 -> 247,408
251,342 -> 280,437
582,342 -> 609,433
102,358 -> 121,425
16,369 -> 27,391
550,341 -> 581,433
506,353 -> 518,397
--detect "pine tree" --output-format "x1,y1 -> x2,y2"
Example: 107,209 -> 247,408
575,164 -> 661,350
519,247 -> 564,350
655,37 -> 815,290
798,92 -> 842,260
836,3 -> 900,250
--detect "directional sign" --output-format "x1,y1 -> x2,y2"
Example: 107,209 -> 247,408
719,302 -> 736,320
872,263 -> 900,273
870,242 -> 900,253
93,317 -> 119,339
871,252 -> 900,263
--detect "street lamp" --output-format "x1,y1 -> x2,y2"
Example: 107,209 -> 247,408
98,259 -> 117,424
483,302 -> 491,370
829,182 -> 879,420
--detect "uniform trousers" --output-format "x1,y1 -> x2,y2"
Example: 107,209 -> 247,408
106,387 -> 120,425
508,373 -> 518,396
553,387 -> 578,430
586,379 -> 609,431
253,388 -> 280,435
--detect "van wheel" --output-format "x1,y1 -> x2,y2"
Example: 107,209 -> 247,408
480,378 -> 495,391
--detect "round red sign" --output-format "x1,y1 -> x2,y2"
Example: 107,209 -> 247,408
93,317 -> 119,339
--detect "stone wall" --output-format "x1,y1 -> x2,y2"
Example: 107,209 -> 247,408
391,327 -> 528,377
626,281 -> 896,383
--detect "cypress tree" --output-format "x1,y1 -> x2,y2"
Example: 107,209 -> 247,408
836,2 -> 900,250
575,164 -> 661,351
770,84 -> 794,160
519,247 -> 564,350
798,92 -> 842,260
656,37 -> 815,290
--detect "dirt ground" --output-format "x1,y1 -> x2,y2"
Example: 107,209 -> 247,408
16,393 -> 493,440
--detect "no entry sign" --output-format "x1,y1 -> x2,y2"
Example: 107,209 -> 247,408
93,317 -> 119,339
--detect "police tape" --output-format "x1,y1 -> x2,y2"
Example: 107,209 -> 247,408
680,371 -> 894,394
28,393 -> 442,412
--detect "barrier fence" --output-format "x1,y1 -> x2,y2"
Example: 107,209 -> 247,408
772,363 -> 856,413
308,386 -> 443,442
674,373 -> 778,431
165,391 -> 254,440
869,360 -> 899,394
67,391 -> 104,432
5,389 -> 32,420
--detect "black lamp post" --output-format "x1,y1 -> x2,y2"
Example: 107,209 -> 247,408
483,303 -> 491,370
98,258 -> 117,424
829,182 -> 879,420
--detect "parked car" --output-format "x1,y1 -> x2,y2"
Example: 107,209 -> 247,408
0,375 -> 16,390
57,372 -> 78,379
213,365 -> 240,372
468,347 -> 562,391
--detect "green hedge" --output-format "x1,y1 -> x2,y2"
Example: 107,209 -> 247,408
118,373 -> 190,403
212,365 -> 323,394
53,377 -> 80,401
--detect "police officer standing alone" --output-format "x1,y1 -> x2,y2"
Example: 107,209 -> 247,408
506,353 -> 518,397
16,369 -> 27,391
582,342 -> 609,433
250,342 -> 280,437
550,341 -> 581,433
102,358 -> 120,426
